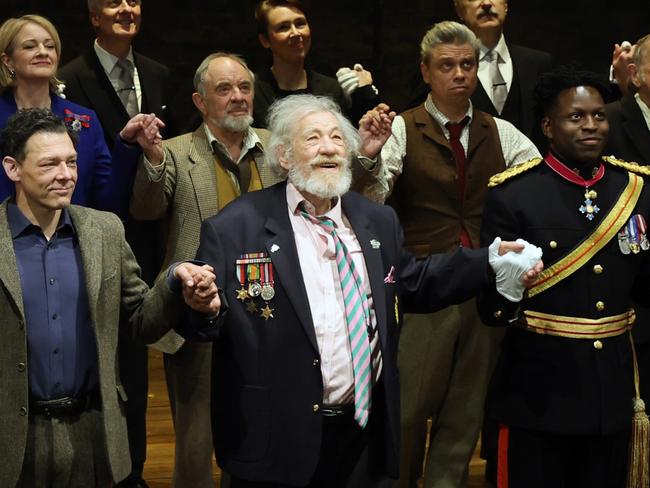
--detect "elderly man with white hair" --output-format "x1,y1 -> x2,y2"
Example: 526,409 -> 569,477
182,93 -> 542,488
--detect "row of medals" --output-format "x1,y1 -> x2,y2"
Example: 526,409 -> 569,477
237,281 -> 275,320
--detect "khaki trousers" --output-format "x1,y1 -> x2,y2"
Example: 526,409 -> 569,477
397,299 -> 503,488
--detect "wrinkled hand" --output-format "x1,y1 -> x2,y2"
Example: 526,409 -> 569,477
358,103 -> 396,158
490,237 -> 544,302
612,41 -> 635,96
174,263 -> 221,315
120,113 -> 165,162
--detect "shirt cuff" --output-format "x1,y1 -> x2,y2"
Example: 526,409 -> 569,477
144,152 -> 166,182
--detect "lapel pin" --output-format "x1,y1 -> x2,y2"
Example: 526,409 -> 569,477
270,244 -> 280,253
370,239 -> 381,249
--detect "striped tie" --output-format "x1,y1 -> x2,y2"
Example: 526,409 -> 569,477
301,209 -> 373,428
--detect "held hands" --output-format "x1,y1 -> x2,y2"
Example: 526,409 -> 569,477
174,263 -> 221,315
358,103 -> 396,159
119,113 -> 166,164
489,237 -> 544,302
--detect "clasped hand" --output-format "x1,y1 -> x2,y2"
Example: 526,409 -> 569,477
489,237 -> 544,302
173,263 -> 221,315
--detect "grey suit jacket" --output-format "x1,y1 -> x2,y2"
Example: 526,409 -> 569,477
0,202 -> 185,486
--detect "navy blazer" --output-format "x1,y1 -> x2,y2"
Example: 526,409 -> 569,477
186,182 -> 490,485
0,92 -> 140,217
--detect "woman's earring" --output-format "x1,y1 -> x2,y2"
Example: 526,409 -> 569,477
9,69 -> 15,79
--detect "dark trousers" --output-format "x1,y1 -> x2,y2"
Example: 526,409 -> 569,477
230,410 -> 369,488
497,424 -> 630,488
17,407 -> 111,487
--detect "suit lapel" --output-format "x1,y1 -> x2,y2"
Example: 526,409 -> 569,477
622,96 -> 650,162
134,53 -> 161,114
78,51 -> 129,139
69,206 -> 104,325
510,46 -> 535,134
0,202 -> 24,319
342,195 -> 389,352
263,184 -> 319,352
188,126 -> 220,221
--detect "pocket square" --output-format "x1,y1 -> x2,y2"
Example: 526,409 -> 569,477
384,265 -> 396,284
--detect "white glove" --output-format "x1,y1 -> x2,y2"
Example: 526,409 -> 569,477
488,237 -> 543,302
336,64 -> 379,101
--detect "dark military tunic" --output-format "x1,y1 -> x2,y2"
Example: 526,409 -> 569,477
479,157 -> 650,436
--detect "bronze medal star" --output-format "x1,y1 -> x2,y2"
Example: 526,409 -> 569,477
260,304 -> 275,321
236,287 -> 249,302
246,300 -> 258,314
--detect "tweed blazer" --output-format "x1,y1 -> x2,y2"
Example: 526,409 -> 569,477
130,125 -> 282,266
0,202 -> 185,486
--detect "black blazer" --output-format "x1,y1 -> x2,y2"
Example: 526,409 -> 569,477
187,182 -> 490,485
605,95 -> 650,165
59,48 -> 176,148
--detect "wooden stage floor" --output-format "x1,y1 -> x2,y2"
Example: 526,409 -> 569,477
142,349 -> 491,487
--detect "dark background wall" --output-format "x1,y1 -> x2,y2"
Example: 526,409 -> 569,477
4,0 -> 650,127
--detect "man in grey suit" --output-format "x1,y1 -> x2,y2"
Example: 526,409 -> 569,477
0,108 -> 219,487
130,52 -> 284,488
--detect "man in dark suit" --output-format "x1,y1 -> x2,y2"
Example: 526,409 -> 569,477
0,108 -> 218,487
58,2 -> 175,486
184,94 -> 541,487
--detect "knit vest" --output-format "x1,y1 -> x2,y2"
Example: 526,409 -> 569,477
389,105 -> 506,257
214,152 -> 263,209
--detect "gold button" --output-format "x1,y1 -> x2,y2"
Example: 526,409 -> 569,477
593,265 -> 603,275
596,301 -> 605,312
549,241 -> 558,249
494,310 -> 502,319
593,340 -> 603,350
312,404 -> 320,413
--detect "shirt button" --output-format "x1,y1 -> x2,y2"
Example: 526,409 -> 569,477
312,359 -> 320,366
593,265 -> 603,275
549,241 -> 558,249
593,340 -> 603,350
49,278 -> 55,285
17,362 -> 25,372
596,301 -> 605,312
312,404 -> 320,413
19,406 -> 27,416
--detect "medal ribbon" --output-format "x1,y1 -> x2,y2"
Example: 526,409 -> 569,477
545,152 -> 605,188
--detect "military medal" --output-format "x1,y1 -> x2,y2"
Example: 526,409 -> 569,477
544,153 -> 605,221
260,261 -> 275,301
618,227 -> 632,254
235,260 -> 249,301
260,304 -> 274,321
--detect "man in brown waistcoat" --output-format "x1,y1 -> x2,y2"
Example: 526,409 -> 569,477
357,21 -> 539,488
129,52 -> 283,488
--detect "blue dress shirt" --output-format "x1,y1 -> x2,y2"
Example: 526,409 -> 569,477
8,203 -> 99,400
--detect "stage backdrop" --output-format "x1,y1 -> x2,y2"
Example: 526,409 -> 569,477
4,0 -> 650,128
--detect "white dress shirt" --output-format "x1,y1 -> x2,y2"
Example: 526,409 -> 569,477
478,34 -> 513,105
286,182 -> 382,405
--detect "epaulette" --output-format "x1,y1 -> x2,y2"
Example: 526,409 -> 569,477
488,157 -> 543,187
602,155 -> 650,176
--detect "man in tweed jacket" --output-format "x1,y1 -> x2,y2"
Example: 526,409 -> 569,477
130,52 -> 283,487
0,108 -> 219,487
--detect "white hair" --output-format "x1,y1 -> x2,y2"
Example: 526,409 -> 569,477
265,94 -> 361,179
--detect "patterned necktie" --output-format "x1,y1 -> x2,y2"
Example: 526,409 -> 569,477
114,58 -> 138,117
487,50 -> 507,115
300,207 -> 373,428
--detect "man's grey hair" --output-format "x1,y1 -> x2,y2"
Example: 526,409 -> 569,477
420,20 -> 480,65
87,0 -> 142,12
634,34 -> 650,72
193,52 -> 255,97
265,94 -> 361,179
